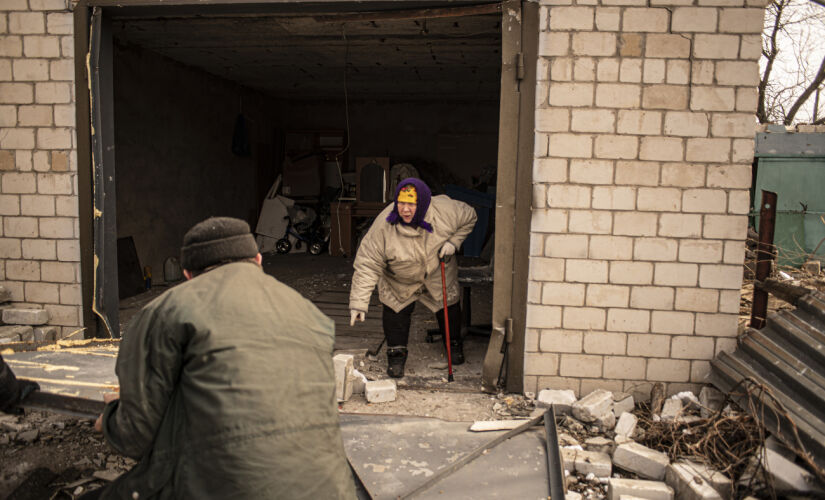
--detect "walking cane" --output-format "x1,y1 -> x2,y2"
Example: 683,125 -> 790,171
439,255 -> 454,382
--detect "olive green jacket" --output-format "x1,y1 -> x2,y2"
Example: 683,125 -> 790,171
350,195 -> 477,313
101,262 -> 356,499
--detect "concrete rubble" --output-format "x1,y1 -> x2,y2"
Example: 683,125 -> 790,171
365,379 -> 397,403
614,412 -> 637,438
538,389 -> 577,414
333,353 -> 354,402
608,478 -> 674,500
666,461 -> 729,500
613,442 -> 670,480
2,308 -> 49,326
659,399 -> 683,422
572,390 -> 614,423
0,288 -> 54,343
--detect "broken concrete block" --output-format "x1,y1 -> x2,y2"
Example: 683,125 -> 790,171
348,369 -> 367,395
574,449 -> 612,477
613,442 -> 671,480
0,325 -> 34,344
763,446 -> 824,494
32,326 -> 58,342
2,308 -> 49,325
0,286 -> 11,304
566,492 -> 583,500
613,392 -> 635,416
660,398 -> 683,421
559,432 -> 580,447
608,478 -> 674,500
584,436 -> 615,455
537,389 -> 577,414
615,412 -> 638,438
673,391 -> 700,412
595,410 -> 616,431
668,461 -> 732,500
666,462 -> 724,500
561,447 -> 577,472
333,354 -> 354,402
365,379 -> 396,403
803,260 -> 821,275
698,386 -> 724,419
572,389 -> 613,422
615,434 -> 633,445
469,420 -> 527,432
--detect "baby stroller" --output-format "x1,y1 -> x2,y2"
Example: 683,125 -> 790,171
276,205 -> 328,255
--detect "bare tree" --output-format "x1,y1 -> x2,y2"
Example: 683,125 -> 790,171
758,0 -> 825,125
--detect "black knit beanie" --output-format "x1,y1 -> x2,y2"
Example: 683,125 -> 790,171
180,217 -> 259,272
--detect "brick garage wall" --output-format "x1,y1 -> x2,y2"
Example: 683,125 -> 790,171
525,0 -> 763,398
0,0 -> 81,337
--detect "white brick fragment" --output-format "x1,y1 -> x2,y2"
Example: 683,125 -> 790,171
333,353 -> 354,402
665,462 -> 726,500
660,398 -> 683,421
537,388 -> 577,415
572,389 -> 614,422
614,442 -> 671,480
2,307 -> 48,325
613,392 -> 635,415
615,412 -> 638,437
575,449 -> 613,477
365,379 -> 397,403
608,478 -> 674,500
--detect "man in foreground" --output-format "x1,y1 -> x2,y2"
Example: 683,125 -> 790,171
93,217 -> 356,499
0,355 -> 39,414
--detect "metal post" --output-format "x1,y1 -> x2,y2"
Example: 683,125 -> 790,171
751,190 -> 778,329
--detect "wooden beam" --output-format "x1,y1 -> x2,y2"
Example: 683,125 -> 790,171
313,3 -> 501,23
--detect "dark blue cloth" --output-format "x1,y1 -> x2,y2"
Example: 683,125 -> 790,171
385,177 -> 434,233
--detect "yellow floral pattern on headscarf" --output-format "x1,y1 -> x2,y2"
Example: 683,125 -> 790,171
397,185 -> 418,203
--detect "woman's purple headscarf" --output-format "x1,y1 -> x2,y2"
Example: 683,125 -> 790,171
386,177 -> 433,233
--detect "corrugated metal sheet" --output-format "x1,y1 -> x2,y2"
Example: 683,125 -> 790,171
709,290 -> 825,470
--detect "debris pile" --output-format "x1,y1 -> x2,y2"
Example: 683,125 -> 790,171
0,285 -> 57,344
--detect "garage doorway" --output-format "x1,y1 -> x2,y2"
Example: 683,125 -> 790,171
75,0 -> 536,393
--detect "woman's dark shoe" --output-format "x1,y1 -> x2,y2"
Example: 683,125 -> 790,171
386,346 -> 408,378
448,340 -> 465,366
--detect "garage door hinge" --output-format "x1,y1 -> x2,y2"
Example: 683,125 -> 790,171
516,53 -> 525,81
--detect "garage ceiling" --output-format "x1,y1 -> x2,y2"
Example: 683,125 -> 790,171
111,7 -> 502,99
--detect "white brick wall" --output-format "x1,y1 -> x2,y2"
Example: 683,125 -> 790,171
525,0 -> 758,397
0,0 -> 80,337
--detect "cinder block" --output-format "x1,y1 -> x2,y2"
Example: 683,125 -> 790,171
543,282 -> 586,306
610,261 -> 654,285
615,212 -> 658,237
0,128 -> 35,150
569,209 -> 613,234
532,207 -> 567,233
645,34 -> 691,58
660,398 -> 683,420
2,173 -> 37,194
40,261 -> 75,283
0,36 -> 24,58
18,105 -> 52,127
529,256 -> 565,281
699,264 -> 743,289
671,7 -> 718,32
711,113 -> 756,138
693,34 -> 740,59
539,32 -> 570,57
607,308 -> 650,333
536,107 -> 571,131
664,112 -> 709,137
596,7 -> 621,31
583,331 -> 627,355
718,290 -> 740,314
643,58 -> 665,84
719,7 -> 765,33
592,186 -> 636,210
540,329 -> 583,353
682,189 -> 727,214
37,127 -> 71,149
537,388 -> 577,414
637,187 -> 681,212
567,259 -> 609,283
666,60 -> 690,85
661,163 -> 705,188
0,325 -> 34,344
549,133 -> 593,158
534,158 -> 568,183
596,83 -> 641,108
57,239 -> 80,262
546,234 -> 588,258
723,240 -> 746,265
691,89 -> 736,114
675,288 -> 719,313
575,449 -> 613,476
563,306 -> 607,330
614,442 -> 671,480
598,58 -> 620,81
659,214 -> 702,238
643,85 -> 688,110
706,165 -> 751,189
39,217 -> 73,238
630,286 -> 675,310
525,352 -> 560,376
572,32 -> 616,56
527,304 -> 563,329
654,262 -> 699,287
589,236 -> 633,260
739,34 -> 762,60
333,353 -> 354,402
3,307 -> 49,325
671,336 -> 715,360
732,138 -> 756,163
615,411 -> 638,437
22,238 -> 56,260
665,462 -> 724,500
546,154 -> 591,187
623,8 -> 669,32
365,379 -> 396,403
615,160 -> 659,186
572,388 -> 613,422
23,36 -> 60,58
548,184 -> 591,208
634,238 -> 678,262
34,81 -> 71,104
694,313 -> 738,337
549,6 -> 595,30
608,478 -> 674,500
651,311 -> 695,334
9,13 -> 45,34
32,325 -> 57,342
59,283 -> 81,305
628,333 -> 671,357
12,59 -> 49,81
559,353 -> 603,378
703,215 -> 747,240
574,58 -> 596,81
617,110 -> 662,135
42,305 -> 78,327
549,83 -> 594,108
679,239 -> 723,263
595,135 -> 639,159
604,355 -> 646,379
571,108 -> 616,134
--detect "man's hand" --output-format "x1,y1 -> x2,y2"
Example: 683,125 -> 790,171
350,310 -> 365,326
94,392 -> 120,433
439,242 -> 456,258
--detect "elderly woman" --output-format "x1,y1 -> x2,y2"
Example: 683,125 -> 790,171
349,178 -> 477,378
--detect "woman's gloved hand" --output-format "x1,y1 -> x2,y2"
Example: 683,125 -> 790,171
438,242 -> 456,258
350,310 -> 365,326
